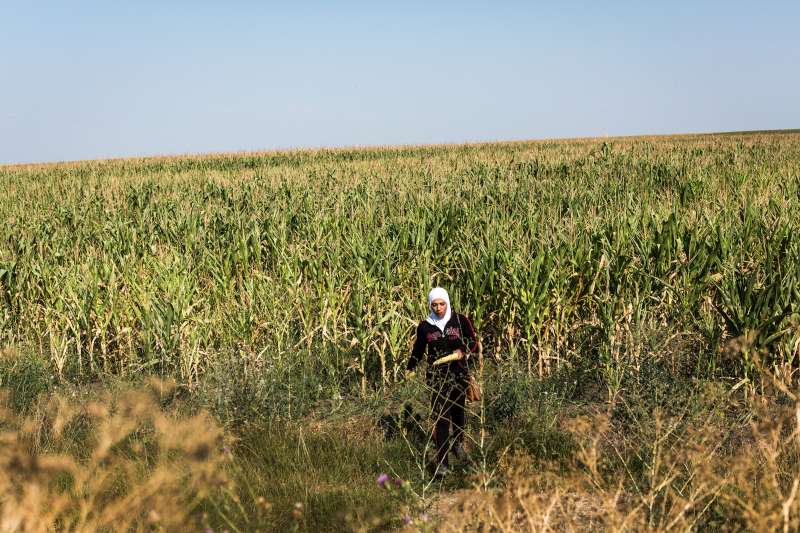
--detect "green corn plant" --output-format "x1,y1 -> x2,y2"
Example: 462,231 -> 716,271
711,229 -> 799,377
1,132 -> 799,397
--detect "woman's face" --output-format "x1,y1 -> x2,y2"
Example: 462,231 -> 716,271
431,298 -> 447,318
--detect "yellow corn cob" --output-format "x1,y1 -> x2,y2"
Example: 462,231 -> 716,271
432,352 -> 460,366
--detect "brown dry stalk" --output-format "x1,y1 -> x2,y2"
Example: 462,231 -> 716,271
0,380 -> 228,532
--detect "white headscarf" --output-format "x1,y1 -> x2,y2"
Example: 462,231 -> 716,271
426,287 -> 452,332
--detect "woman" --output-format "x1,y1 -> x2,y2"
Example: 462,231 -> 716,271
406,287 -> 478,476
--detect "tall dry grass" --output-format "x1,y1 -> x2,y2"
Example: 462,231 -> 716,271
3,361 -> 800,531
436,374 -> 800,532
0,380 -> 227,532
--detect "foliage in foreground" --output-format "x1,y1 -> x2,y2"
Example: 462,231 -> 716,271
4,366 -> 800,532
0,380 -> 226,532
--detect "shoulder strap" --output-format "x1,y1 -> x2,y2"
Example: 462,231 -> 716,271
455,314 -> 467,347
455,313 -> 473,371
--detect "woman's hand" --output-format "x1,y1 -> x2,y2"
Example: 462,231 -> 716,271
454,349 -> 466,360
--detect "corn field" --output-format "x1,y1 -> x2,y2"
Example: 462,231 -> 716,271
2,133 -> 800,396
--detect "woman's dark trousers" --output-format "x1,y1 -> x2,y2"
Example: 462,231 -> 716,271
431,378 -> 466,468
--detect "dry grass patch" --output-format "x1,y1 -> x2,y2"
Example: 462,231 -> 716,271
0,380 -> 227,532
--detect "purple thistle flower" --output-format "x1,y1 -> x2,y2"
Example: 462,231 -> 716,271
394,477 -> 403,487
376,473 -> 389,487
403,515 -> 413,525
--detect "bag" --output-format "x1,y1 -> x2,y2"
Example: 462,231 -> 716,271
466,374 -> 481,402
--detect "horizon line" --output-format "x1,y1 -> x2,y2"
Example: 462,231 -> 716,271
3,128 -> 798,170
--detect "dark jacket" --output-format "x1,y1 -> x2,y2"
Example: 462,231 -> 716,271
407,313 -> 478,381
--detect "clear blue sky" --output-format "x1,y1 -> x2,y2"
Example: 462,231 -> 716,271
1,1 -> 798,164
